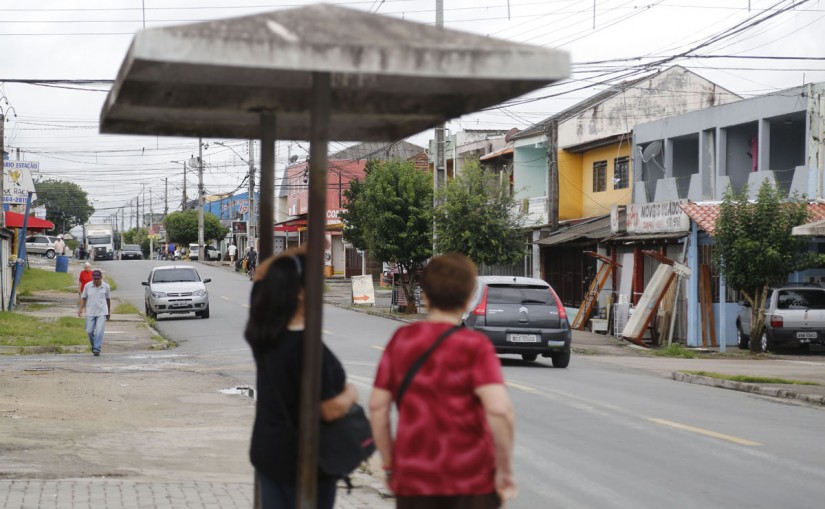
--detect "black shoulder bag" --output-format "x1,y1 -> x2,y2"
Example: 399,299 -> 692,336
396,325 -> 459,409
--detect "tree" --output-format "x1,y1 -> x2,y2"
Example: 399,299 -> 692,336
434,160 -> 529,268
163,210 -> 228,246
713,181 -> 823,353
340,159 -> 432,313
33,179 -> 95,234
122,226 -> 151,257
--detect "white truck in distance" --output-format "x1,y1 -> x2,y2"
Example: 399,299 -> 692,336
83,223 -> 115,260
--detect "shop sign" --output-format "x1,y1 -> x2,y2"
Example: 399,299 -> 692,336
627,200 -> 689,234
3,160 -> 39,204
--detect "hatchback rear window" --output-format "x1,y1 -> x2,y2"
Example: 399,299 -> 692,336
486,285 -> 554,305
777,289 -> 825,310
153,269 -> 199,283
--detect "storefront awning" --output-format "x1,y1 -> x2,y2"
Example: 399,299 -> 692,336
4,211 -> 55,231
535,215 -> 611,246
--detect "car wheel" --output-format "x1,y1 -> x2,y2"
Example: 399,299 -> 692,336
45,249 -> 56,259
145,302 -> 157,320
198,306 -> 210,319
521,353 -> 538,362
760,332 -> 773,353
736,323 -> 749,350
551,351 -> 571,368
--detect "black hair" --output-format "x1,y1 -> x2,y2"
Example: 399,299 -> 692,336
244,251 -> 306,350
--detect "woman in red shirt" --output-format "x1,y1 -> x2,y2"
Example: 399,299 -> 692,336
78,262 -> 94,295
370,254 -> 517,509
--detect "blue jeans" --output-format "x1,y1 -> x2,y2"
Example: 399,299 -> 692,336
85,315 -> 106,353
257,472 -> 336,509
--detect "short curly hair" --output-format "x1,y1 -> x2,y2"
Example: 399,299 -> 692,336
421,253 -> 478,312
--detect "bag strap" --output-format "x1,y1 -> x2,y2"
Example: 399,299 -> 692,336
396,325 -> 459,409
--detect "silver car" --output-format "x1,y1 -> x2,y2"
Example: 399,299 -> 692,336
462,276 -> 571,367
25,235 -> 59,259
142,265 -> 211,319
737,284 -> 825,352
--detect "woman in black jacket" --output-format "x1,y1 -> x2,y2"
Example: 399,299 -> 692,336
245,249 -> 358,509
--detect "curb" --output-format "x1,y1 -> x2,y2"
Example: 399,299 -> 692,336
672,372 -> 825,407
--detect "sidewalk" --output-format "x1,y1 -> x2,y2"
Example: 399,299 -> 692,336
1,258 -> 393,509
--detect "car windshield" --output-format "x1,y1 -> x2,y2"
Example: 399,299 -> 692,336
777,289 -> 825,310
153,269 -> 199,283
88,236 -> 111,245
124,245 -> 140,250
487,285 -> 553,305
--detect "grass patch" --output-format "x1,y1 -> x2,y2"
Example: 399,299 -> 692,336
651,343 -> 697,359
113,302 -> 139,315
17,267 -> 75,296
24,302 -> 50,311
682,371 -> 820,386
105,276 -> 117,291
0,312 -> 88,347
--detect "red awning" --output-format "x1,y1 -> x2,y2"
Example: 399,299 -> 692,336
4,211 -> 55,230
273,218 -> 308,232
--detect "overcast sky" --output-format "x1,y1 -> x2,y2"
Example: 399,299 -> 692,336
2,0 -> 824,224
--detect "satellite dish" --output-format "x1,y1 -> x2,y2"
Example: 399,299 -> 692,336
289,155 -> 299,163
640,140 -> 662,162
504,127 -> 519,144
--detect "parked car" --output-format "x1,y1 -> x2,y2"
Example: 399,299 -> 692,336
187,243 -> 221,261
462,276 -> 571,367
142,265 -> 211,319
736,284 -> 825,352
120,244 -> 143,260
25,235 -> 59,259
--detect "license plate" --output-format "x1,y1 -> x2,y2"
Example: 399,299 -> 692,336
508,334 -> 539,343
797,332 -> 817,339
171,303 -> 189,308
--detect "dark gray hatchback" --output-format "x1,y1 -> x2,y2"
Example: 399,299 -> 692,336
463,276 -> 571,367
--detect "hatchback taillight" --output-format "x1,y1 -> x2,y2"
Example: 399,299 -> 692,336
473,287 -> 490,316
770,315 -> 783,328
549,286 -> 567,320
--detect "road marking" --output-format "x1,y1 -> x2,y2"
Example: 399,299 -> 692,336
371,346 -> 385,351
646,417 -> 762,446
506,381 -> 538,393
242,303 -> 250,308
220,295 -> 230,301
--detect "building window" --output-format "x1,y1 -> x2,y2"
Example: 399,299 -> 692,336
614,156 -> 629,190
592,161 -> 607,193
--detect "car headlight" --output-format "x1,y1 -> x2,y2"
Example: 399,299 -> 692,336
152,291 -> 167,298
193,289 -> 207,297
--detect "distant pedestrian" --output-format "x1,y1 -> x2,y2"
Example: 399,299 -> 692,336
369,253 -> 517,509
167,242 -> 176,261
54,235 -> 66,256
246,246 -> 258,280
77,269 -> 111,357
78,262 -> 94,295
227,243 -> 237,264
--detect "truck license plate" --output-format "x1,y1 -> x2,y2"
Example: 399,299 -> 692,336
796,332 -> 817,339
508,334 -> 539,343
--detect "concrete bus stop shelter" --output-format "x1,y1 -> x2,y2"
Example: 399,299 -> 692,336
99,4 -> 569,507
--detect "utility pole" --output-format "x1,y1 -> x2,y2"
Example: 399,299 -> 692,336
0,113 -> 4,227
164,177 -> 168,216
432,0 -> 445,253
196,139 -> 204,259
545,119 -> 559,231
149,187 -> 153,226
248,139 -> 255,250
141,184 -> 146,227
182,162 -> 187,211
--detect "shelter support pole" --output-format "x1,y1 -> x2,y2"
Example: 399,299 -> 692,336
259,115 -> 275,259
297,72 -> 331,509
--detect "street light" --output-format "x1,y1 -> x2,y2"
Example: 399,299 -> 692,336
189,140 -> 205,262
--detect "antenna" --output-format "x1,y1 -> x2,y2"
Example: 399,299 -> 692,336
640,141 -> 662,163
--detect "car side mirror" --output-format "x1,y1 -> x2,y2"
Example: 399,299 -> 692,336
738,300 -> 750,308
141,281 -> 149,286
203,278 -> 211,284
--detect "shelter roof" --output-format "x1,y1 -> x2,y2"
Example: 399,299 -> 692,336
535,215 -> 611,246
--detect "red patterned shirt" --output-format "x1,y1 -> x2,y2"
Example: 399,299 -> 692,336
374,321 -> 504,496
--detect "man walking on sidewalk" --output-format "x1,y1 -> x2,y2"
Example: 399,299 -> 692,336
78,269 -> 111,356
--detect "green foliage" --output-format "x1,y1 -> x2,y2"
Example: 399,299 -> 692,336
0,312 -> 89,347
434,160 -> 528,267
163,210 -> 228,246
33,179 -> 95,233
340,159 -> 433,312
682,371 -> 820,385
652,343 -> 697,358
713,180 -> 823,351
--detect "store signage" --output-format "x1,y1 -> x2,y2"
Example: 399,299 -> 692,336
627,200 -> 689,234
3,160 -> 39,204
